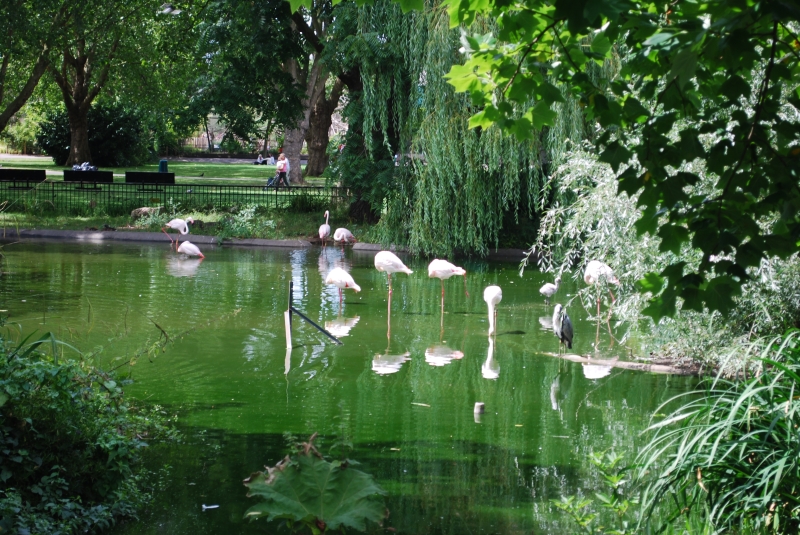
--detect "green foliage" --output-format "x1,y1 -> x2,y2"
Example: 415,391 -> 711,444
639,331 -> 800,533
0,332 -> 176,534
299,0 -> 800,318
552,451 -> 637,535
442,0 -> 800,319
244,434 -> 388,534
194,0 -> 304,144
525,146 -> 800,368
36,102 -> 150,167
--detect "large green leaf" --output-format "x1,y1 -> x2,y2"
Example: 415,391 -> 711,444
244,453 -> 387,532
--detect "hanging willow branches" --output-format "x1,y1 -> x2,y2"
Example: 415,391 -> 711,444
335,0 -> 601,256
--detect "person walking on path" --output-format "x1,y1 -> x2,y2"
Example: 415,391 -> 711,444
275,154 -> 290,187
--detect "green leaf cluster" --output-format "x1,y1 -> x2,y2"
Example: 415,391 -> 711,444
0,332 -> 177,534
244,435 -> 388,533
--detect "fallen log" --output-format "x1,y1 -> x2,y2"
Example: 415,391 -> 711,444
541,352 -> 698,376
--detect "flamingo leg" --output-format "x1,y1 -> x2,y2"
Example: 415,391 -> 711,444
463,274 -> 469,298
609,289 -> 616,304
387,293 -> 392,340
339,288 -> 343,307
440,279 -> 445,298
388,273 -> 393,296
161,228 -> 174,245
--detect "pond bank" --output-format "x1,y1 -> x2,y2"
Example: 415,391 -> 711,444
0,227 -> 527,261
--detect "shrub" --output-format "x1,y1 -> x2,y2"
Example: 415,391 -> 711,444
639,331 -> 800,533
37,103 -> 151,167
0,333 -> 176,534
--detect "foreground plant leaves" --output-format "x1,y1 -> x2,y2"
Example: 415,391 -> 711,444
243,436 -> 387,533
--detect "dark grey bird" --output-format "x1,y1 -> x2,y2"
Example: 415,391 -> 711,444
559,308 -> 573,350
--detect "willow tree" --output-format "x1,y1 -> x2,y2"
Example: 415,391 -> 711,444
331,0 -> 595,256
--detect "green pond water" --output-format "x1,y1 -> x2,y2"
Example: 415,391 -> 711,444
0,241 -> 695,534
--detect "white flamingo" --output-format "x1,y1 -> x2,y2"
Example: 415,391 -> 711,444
325,267 -> 361,306
319,211 -> 331,245
584,260 -> 620,315
333,228 -> 356,243
177,240 -> 204,258
162,217 -> 194,248
374,251 -> 413,296
483,285 -> 502,336
427,259 -> 469,306
539,276 -> 561,305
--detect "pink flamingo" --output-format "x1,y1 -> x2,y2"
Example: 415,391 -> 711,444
319,211 -> 331,245
325,267 -> 361,306
584,260 -> 620,315
177,241 -> 205,258
162,217 -> 194,248
374,251 -> 413,296
428,259 -> 468,303
333,228 -> 356,244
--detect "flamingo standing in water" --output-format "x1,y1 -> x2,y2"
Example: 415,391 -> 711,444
325,267 -> 361,306
177,240 -> 205,258
539,276 -> 561,305
333,228 -> 356,244
428,259 -> 468,302
319,211 -> 331,245
584,260 -> 620,315
162,217 -> 194,248
374,251 -> 413,296
483,285 -> 502,336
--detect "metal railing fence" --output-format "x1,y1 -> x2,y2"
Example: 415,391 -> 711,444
0,181 -> 349,216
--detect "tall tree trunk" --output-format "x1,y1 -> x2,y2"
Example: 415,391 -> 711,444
304,78 -> 344,177
65,103 -> 92,165
50,38 -> 119,165
283,55 -> 328,185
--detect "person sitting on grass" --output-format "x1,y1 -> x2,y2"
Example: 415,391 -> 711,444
255,154 -> 265,165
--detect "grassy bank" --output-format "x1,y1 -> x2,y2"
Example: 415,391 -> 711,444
0,207 -> 379,243
0,156 -> 324,186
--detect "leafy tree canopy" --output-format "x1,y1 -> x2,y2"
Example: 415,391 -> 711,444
292,0 -> 800,320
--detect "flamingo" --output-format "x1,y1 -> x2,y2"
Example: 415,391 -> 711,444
374,251 -> 413,296
483,285 -> 502,336
427,259 -> 469,307
584,260 -> 620,315
333,228 -> 356,243
162,217 -> 194,248
319,211 -> 331,245
177,240 -> 205,258
325,267 -> 361,306
539,276 -> 561,305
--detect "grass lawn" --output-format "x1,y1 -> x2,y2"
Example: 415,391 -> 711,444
0,156 -> 326,186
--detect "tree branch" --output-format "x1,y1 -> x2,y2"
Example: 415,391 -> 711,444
0,47 -> 50,132
715,21 -> 778,226
292,12 -> 324,54
502,20 -> 560,96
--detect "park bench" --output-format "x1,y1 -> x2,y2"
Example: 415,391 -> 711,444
125,171 -> 175,189
0,168 -> 47,190
64,170 -> 114,186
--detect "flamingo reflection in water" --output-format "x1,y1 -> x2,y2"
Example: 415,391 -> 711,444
425,344 -> 464,367
582,363 -> 613,380
372,351 -> 412,375
372,291 -> 412,375
324,316 -> 360,338
166,256 -> 202,277
481,336 -> 499,380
